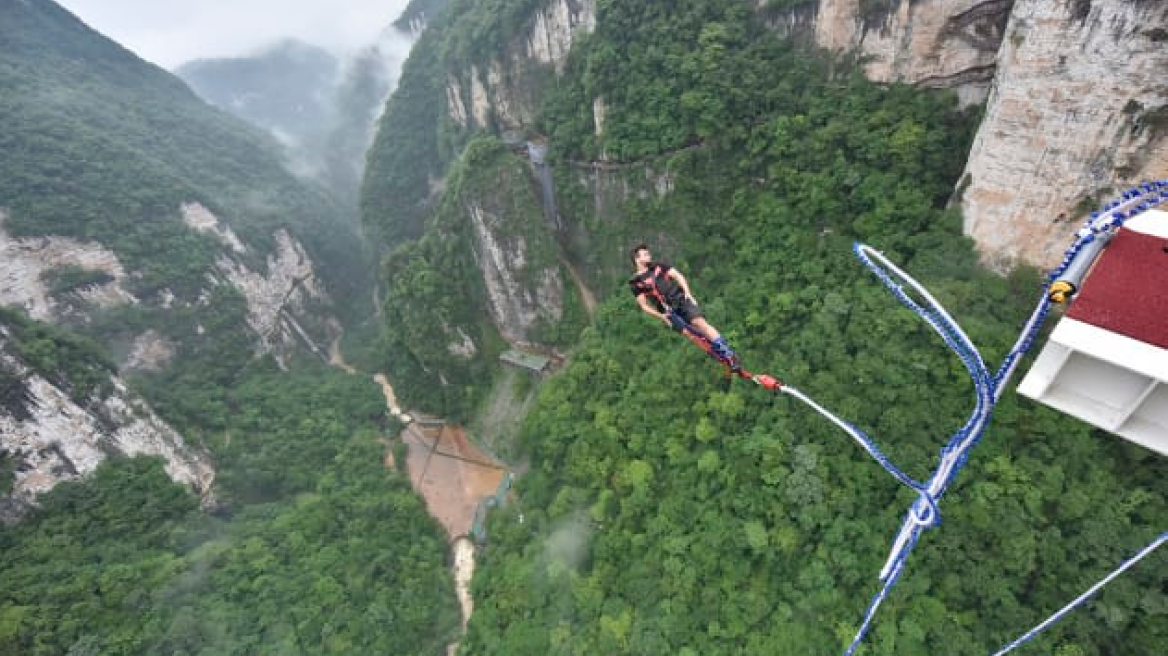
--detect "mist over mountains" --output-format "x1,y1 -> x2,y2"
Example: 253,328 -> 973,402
176,40 -> 340,147
175,31 -> 413,204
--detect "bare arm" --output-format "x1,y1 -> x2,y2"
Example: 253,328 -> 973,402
636,294 -> 671,325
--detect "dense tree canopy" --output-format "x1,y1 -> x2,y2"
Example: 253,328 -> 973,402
0,362 -> 460,655
2,1 -> 1164,655
448,2 -> 1167,655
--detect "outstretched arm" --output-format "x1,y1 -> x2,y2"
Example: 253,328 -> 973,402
636,294 -> 671,325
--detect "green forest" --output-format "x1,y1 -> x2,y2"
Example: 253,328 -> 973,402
0,309 -> 460,654
1,1 -> 458,654
352,1 -> 1165,655
1,0 -> 1164,655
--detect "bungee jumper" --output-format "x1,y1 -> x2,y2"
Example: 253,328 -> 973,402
627,243 -> 782,391
624,182 -> 1167,656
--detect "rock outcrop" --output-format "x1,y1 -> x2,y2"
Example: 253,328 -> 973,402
1,203 -> 331,360
467,203 -> 563,345
446,0 -> 596,132
766,0 -> 1013,106
0,210 -> 137,322
959,0 -> 1168,269
0,338 -> 215,523
182,202 -> 331,359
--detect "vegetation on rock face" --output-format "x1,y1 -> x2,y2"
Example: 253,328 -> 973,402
378,136 -> 583,420
362,0 -> 557,253
364,0 -> 594,419
0,306 -> 117,404
0,366 -> 460,655
1,2 -> 458,653
0,0 -> 368,311
360,2 -> 1165,655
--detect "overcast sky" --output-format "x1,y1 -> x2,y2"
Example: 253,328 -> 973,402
56,0 -> 412,69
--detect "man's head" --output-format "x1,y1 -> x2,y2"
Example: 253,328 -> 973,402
630,243 -> 651,268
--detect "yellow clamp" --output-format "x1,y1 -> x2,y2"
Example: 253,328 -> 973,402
1048,280 -> 1076,303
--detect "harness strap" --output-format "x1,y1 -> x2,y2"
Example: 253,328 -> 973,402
642,264 -> 673,312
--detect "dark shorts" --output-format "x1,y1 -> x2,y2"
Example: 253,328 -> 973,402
670,298 -> 704,329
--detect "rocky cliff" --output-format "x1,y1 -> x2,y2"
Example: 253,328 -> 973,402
445,0 -> 596,132
767,0 -> 1167,268
0,200 -> 336,514
466,199 -> 564,346
765,0 -> 1012,105
959,0 -> 1168,268
1,205 -> 331,366
184,203 -> 331,361
0,212 -> 137,324
0,336 -> 214,523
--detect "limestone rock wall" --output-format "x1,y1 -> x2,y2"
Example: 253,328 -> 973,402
769,0 -> 1013,105
182,202 -> 330,357
446,0 -> 596,132
0,210 -> 137,322
959,0 -> 1168,269
0,340 -> 215,523
466,203 -> 563,345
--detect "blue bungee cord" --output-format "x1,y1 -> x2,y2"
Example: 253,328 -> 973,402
991,532 -> 1168,656
831,180 -> 1168,656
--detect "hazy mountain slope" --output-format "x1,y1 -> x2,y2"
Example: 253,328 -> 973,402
0,0 -> 371,506
175,37 -> 408,206
175,40 -> 340,149
0,0 -> 367,309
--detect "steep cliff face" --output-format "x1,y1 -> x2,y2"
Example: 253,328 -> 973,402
466,201 -> 564,345
768,0 -> 1012,105
184,203 -> 331,359
1,204 -> 331,366
764,0 -> 1166,269
0,210 -> 137,322
447,140 -> 564,349
446,0 -> 596,132
0,340 -> 214,523
959,0 -> 1168,269
376,137 -> 571,416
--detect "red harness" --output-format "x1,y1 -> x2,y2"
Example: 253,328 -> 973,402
636,265 -> 782,391
638,264 -> 674,312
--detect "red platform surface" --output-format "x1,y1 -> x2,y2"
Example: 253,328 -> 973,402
1067,226 -> 1168,350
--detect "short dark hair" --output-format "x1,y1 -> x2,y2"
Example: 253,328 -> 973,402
629,243 -> 649,264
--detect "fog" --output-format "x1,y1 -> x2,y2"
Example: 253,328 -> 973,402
55,0 -> 412,69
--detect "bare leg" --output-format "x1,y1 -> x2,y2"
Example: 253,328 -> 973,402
690,317 -> 721,342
